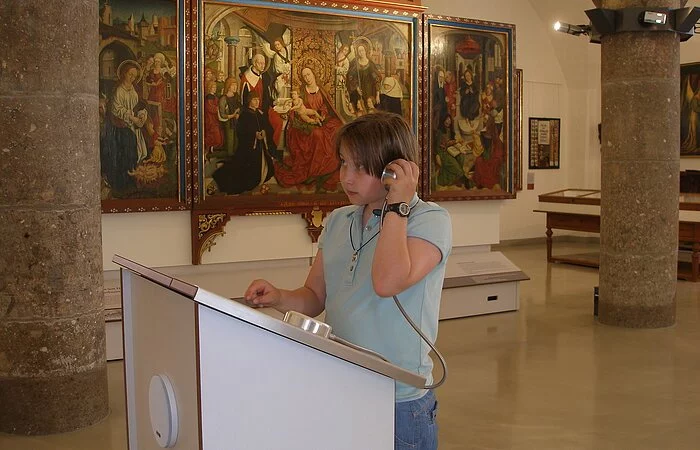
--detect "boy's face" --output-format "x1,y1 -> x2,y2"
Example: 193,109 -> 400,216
338,146 -> 385,207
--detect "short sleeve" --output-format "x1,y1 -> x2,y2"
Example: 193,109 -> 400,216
406,205 -> 452,262
317,208 -> 340,251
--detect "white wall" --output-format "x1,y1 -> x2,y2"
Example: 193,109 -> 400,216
425,0 -> 601,241
102,212 -> 314,270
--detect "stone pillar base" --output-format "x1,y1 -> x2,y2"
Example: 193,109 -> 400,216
0,367 -> 109,435
597,303 -> 675,329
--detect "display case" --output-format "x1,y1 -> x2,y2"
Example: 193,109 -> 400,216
535,188 -> 700,282
538,189 -> 600,205
539,188 -> 700,211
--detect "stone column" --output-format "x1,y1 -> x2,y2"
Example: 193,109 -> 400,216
598,0 -> 681,327
0,0 -> 109,434
228,41 -> 237,77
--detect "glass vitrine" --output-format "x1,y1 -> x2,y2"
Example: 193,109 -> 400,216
538,189 -> 601,206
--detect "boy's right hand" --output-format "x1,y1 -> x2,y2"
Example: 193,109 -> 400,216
244,279 -> 281,308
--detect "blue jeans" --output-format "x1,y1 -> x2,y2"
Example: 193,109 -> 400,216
395,390 -> 438,449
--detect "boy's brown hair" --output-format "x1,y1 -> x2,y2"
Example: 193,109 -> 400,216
334,111 -> 418,178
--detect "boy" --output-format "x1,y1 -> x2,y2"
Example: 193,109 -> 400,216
245,112 -> 452,450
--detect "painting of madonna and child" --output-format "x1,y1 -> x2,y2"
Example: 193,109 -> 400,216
198,2 -> 415,205
425,19 -> 515,200
98,0 -> 185,211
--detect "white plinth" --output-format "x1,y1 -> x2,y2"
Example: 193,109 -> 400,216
440,251 -> 528,320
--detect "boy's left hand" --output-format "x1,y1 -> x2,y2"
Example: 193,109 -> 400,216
383,159 -> 419,204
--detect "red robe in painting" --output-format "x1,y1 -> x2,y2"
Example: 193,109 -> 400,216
274,87 -> 341,191
473,119 -> 505,189
204,93 -> 223,150
145,69 -> 176,132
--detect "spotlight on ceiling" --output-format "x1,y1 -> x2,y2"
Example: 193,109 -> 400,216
553,21 -> 591,36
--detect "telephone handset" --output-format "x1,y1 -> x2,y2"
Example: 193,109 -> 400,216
380,166 -> 397,187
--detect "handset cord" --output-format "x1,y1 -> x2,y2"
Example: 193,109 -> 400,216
329,334 -> 391,362
380,199 -> 448,390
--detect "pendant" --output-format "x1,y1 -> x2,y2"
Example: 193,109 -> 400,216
349,251 -> 359,272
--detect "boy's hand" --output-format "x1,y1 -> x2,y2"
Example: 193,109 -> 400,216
384,158 -> 419,204
244,279 -> 281,308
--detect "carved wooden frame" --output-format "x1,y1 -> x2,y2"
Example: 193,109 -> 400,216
191,205 -> 328,264
99,0 -> 193,213
514,67 -> 522,191
421,14 -> 516,201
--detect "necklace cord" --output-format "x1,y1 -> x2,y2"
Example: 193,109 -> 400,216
349,215 -> 381,254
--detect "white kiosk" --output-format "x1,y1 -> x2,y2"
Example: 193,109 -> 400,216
114,255 -> 426,450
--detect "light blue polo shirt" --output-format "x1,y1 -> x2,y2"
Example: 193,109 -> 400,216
319,194 -> 452,401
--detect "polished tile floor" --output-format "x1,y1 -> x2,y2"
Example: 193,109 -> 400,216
2,241 -> 700,449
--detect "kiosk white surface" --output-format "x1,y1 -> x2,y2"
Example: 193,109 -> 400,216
115,255 -> 425,450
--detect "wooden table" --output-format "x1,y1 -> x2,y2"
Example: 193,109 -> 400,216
534,209 -> 700,282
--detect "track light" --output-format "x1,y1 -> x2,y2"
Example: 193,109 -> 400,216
553,21 -> 591,36
642,11 -> 666,25
555,6 -> 700,44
